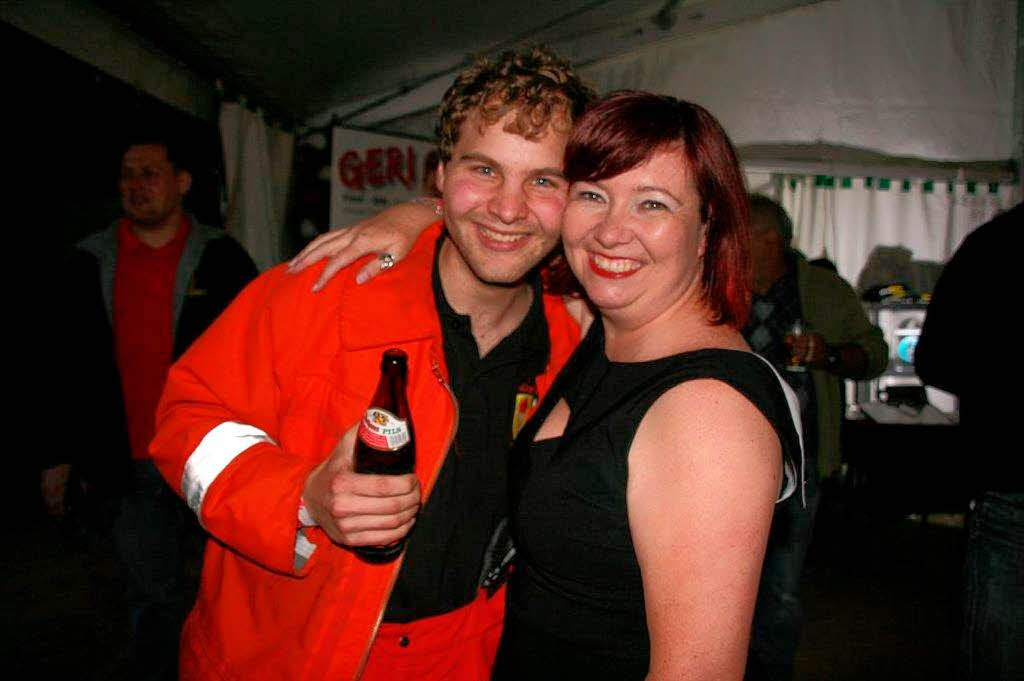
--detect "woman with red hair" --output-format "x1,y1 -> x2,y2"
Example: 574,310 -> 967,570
294,91 -> 801,680
492,91 -> 800,680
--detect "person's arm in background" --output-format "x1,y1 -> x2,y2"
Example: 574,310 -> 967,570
42,250 -> 128,518
288,199 -> 440,290
914,232 -> 973,396
628,380 -> 782,681
795,268 -> 888,379
150,269 -> 419,575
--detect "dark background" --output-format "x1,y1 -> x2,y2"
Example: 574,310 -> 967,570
4,22 -> 225,253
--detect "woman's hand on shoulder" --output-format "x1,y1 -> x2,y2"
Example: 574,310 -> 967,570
287,199 -> 441,291
627,379 -> 782,681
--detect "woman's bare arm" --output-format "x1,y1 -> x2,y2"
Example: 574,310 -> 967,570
627,379 -> 782,681
288,199 -> 440,290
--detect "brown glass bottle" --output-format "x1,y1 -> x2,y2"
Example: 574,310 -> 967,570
353,348 -> 416,563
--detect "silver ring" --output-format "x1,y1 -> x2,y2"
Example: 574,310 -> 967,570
378,253 -> 396,271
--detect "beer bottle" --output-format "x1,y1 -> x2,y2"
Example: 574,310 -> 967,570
353,348 -> 416,563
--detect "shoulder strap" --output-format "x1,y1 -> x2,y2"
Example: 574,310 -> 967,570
611,351 -> 802,504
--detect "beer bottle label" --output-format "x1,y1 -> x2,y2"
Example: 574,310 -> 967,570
358,408 -> 411,451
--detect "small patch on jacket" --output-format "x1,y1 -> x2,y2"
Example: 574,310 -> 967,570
512,382 -> 539,440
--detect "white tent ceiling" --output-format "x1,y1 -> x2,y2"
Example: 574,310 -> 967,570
575,0 -> 1020,165
5,0 -> 1021,169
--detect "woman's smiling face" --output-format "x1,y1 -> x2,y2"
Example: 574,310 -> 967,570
561,147 -> 708,327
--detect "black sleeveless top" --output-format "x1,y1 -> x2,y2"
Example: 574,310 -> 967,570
493,321 -> 802,681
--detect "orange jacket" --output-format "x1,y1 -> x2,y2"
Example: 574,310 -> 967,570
150,222 -> 581,680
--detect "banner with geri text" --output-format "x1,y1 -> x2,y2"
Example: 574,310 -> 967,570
330,127 -> 436,228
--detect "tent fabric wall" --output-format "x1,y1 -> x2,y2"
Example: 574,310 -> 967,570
316,0 -> 1018,164
748,173 -> 1017,289
220,103 -> 295,270
574,0 -> 1017,161
17,0 -> 1015,275
338,0 -> 1020,285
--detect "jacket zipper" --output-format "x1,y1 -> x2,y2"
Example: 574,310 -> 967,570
353,344 -> 459,679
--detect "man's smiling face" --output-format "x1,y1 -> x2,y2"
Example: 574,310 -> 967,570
436,110 -> 569,288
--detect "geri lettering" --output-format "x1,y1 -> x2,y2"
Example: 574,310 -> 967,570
338,146 -> 417,190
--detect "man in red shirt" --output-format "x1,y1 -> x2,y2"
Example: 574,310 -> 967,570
47,132 -> 257,680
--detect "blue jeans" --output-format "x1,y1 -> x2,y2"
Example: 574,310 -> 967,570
746,468 -> 820,681
111,460 -> 203,681
959,491 -> 1024,681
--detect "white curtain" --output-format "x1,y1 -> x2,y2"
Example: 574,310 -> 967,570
220,102 -> 295,270
749,173 -> 1020,290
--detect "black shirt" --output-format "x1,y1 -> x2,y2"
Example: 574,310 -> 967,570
383,234 -> 550,622
915,203 -> 1021,492
494,320 -> 801,680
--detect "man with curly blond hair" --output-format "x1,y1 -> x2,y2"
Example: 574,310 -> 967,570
436,47 -> 592,163
149,47 -> 593,680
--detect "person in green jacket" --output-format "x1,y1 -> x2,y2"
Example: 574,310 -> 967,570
743,194 -> 888,681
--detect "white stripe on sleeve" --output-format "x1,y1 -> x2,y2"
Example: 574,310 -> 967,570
182,421 -> 277,515
294,529 -> 317,572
